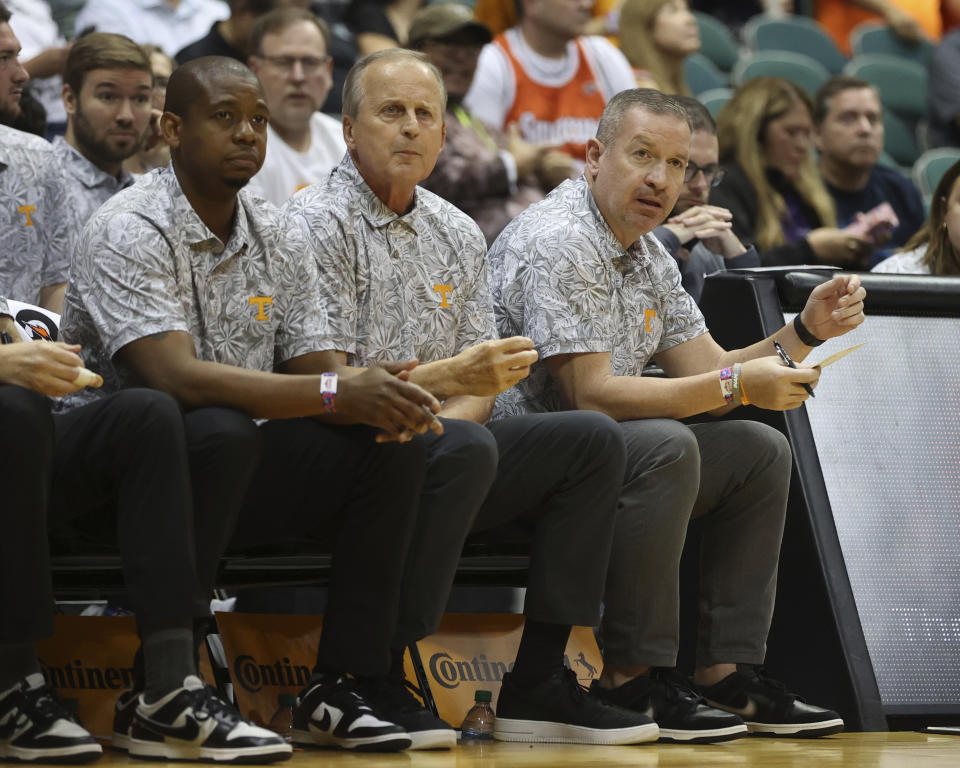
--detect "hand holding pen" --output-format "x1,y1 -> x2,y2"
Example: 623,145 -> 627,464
774,341 -> 815,398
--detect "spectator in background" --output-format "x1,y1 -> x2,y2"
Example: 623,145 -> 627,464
52,33 -> 153,253
7,0 -> 68,134
711,77 -> 872,268
653,95 -> 760,304
344,0 -> 423,55
246,7 -> 345,205
618,0 -> 699,93
873,159 -> 960,274
0,3 -> 69,312
125,44 -> 175,175
176,0 -> 306,64
464,0 -> 635,172
928,27 -> 960,148
816,0 -> 938,56
74,0 -> 230,59
410,3 -> 566,245
813,76 -> 924,268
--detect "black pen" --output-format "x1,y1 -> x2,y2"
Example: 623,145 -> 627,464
773,341 -> 815,398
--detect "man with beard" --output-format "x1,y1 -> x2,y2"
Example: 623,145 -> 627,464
0,1 -> 68,312
812,76 -> 924,269
50,33 -> 154,259
246,7 -> 345,205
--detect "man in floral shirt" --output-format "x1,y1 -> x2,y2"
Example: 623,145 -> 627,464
286,48 -> 654,749
490,88 -> 865,743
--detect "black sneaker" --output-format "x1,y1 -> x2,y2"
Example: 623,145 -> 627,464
111,689 -> 138,751
494,668 -> 659,744
700,665 -> 844,738
128,675 -> 292,761
590,668 -> 747,744
290,673 -> 411,752
0,673 -> 102,763
356,673 -> 455,750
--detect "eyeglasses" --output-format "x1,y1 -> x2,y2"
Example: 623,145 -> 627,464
683,160 -> 725,186
257,55 -> 330,75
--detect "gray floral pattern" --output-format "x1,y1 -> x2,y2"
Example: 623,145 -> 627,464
60,165 -> 330,409
51,136 -> 135,254
490,176 -> 707,418
283,154 -> 496,366
0,125 -> 70,304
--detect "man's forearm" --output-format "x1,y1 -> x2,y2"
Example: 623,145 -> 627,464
437,394 -> 493,424
407,357 -> 462,399
570,370 -> 731,422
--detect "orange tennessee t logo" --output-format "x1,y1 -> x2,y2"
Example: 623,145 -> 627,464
433,284 -> 453,308
644,309 -> 656,333
19,205 -> 36,226
249,296 -> 272,320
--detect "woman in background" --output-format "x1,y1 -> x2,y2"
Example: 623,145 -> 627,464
873,159 -> 960,274
618,0 -> 699,93
711,76 -> 872,267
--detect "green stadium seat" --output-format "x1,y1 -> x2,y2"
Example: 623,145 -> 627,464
851,22 -> 934,66
743,14 -> 847,74
882,110 -> 920,167
697,87 -> 733,118
912,148 -> 960,204
844,53 -> 928,120
694,12 -> 740,72
732,50 -> 831,97
684,53 -> 727,96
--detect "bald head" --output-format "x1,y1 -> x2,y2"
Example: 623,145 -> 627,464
165,56 -> 263,118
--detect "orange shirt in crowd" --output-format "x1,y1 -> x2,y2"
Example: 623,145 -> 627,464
474,0 -> 619,37
816,0 -> 941,55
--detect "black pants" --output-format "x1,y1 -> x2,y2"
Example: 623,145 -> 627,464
232,419 -> 427,678
1,386 -> 219,643
394,410 -> 627,647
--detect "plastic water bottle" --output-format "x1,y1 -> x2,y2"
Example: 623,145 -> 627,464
267,693 -> 296,741
460,689 -> 495,741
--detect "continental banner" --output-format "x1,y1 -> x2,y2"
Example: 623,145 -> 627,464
410,614 -> 603,728
35,615 -> 215,740
214,612 -> 603,731
214,612 -> 324,727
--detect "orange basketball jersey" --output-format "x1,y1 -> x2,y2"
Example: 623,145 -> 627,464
495,33 -> 608,162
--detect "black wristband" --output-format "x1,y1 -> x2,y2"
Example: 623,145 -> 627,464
794,313 -> 825,347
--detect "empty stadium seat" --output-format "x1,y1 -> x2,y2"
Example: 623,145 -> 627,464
744,14 -> 847,74
732,50 -> 831,97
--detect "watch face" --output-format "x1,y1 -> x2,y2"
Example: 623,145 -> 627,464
320,372 -> 338,393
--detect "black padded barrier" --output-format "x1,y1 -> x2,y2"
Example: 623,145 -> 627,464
695,268 -> 960,731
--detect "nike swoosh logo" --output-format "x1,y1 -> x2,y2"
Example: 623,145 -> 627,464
713,697 -> 758,718
312,707 -> 332,732
138,713 -> 200,742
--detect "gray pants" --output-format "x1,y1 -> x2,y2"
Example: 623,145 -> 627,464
394,410 -> 627,647
601,419 -> 791,668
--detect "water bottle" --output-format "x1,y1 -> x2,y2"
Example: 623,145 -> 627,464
460,689 -> 495,741
267,693 -> 296,741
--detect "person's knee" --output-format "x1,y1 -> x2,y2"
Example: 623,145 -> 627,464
0,384 -> 53,454
625,420 -> 701,481
433,419 -> 499,484
189,407 -> 263,474
733,421 -> 792,475
558,410 -> 627,477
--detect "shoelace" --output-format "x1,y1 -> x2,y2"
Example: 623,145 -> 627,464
743,666 -> 799,702
21,685 -> 80,726
188,685 -> 242,727
651,668 -> 708,705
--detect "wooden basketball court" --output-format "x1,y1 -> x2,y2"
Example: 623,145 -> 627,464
96,732 -> 960,767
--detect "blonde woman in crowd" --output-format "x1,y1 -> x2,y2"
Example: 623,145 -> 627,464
710,76 -> 872,267
618,0 -> 699,93
873,159 -> 960,274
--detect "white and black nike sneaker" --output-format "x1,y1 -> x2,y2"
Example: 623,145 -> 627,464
0,673 -> 102,763
110,689 -> 138,751
128,675 -> 291,762
290,673 -> 411,752
700,665 -> 845,738
356,672 -> 456,750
